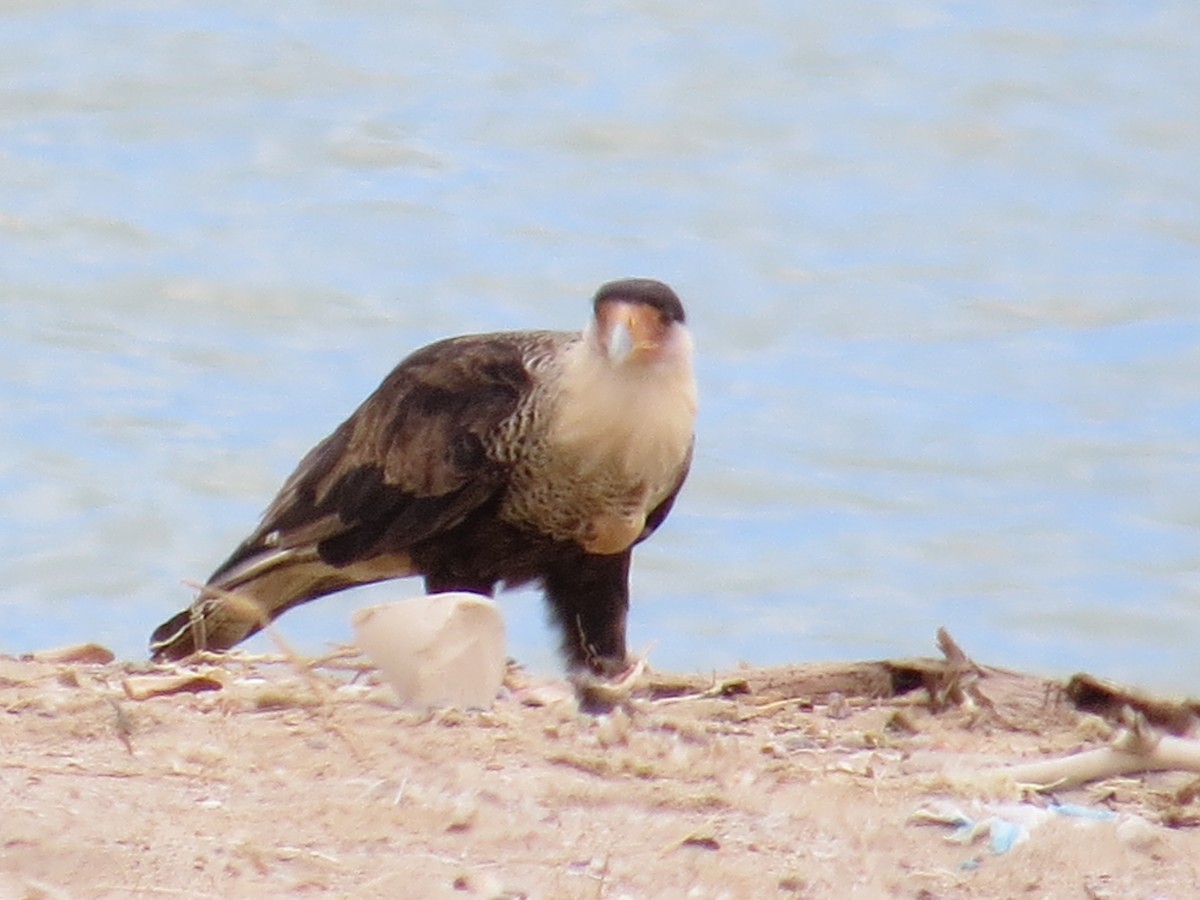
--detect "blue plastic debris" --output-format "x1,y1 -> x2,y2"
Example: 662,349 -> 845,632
911,799 -> 1131,863
988,818 -> 1023,855
1051,803 -> 1117,821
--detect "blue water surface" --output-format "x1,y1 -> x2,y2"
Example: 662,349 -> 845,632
2,2 -> 1199,691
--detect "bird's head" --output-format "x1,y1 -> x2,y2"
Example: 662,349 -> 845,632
589,278 -> 689,369
560,278 -> 696,476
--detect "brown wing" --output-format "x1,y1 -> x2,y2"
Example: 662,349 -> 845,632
149,331 -> 552,661
210,331 -> 543,584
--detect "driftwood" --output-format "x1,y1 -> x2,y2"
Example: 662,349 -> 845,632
642,629 -> 994,705
644,661 -> 898,705
121,672 -> 224,701
993,670 -> 1200,791
1065,672 -> 1200,736
1000,716 -> 1200,791
642,627 -> 1048,726
24,643 -> 115,665
642,627 -> 1200,793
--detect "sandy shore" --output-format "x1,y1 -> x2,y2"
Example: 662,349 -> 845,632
3,638 -> 1200,898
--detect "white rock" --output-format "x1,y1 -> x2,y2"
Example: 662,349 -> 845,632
351,593 -> 506,709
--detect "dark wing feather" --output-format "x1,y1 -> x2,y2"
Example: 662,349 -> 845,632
149,332 -> 540,660
214,332 -> 536,580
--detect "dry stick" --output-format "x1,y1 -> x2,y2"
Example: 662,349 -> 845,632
308,645 -> 374,670
0,760 -> 139,778
938,627 -> 1200,789
737,696 -> 812,721
999,720 -> 1200,791
176,594 -> 366,674
181,580 -> 329,690
653,675 -> 751,708
187,650 -> 290,666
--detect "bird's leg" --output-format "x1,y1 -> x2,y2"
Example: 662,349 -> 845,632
542,551 -> 631,676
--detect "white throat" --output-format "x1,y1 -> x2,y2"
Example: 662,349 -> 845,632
553,322 -> 697,487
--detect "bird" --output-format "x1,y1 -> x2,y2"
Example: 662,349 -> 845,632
149,278 -> 697,675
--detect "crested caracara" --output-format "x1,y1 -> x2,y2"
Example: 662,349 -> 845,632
149,278 -> 696,674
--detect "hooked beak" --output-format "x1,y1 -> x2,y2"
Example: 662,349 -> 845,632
597,301 -> 667,365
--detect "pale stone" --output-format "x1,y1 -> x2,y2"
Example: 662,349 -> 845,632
351,593 -> 506,709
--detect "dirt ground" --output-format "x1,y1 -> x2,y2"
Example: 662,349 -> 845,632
3,635 -> 1200,899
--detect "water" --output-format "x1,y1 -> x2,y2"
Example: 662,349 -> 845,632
3,2 -> 1199,692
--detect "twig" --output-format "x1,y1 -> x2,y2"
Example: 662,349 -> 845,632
653,676 -> 752,707
0,761 -> 138,778
737,696 -> 814,721
661,816 -> 722,854
999,718 -> 1200,790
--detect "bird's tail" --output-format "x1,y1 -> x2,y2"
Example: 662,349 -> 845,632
149,545 -> 412,661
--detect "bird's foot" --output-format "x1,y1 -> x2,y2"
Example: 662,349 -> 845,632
569,654 -> 646,714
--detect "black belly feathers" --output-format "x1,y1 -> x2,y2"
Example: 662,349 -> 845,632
149,279 -> 695,674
